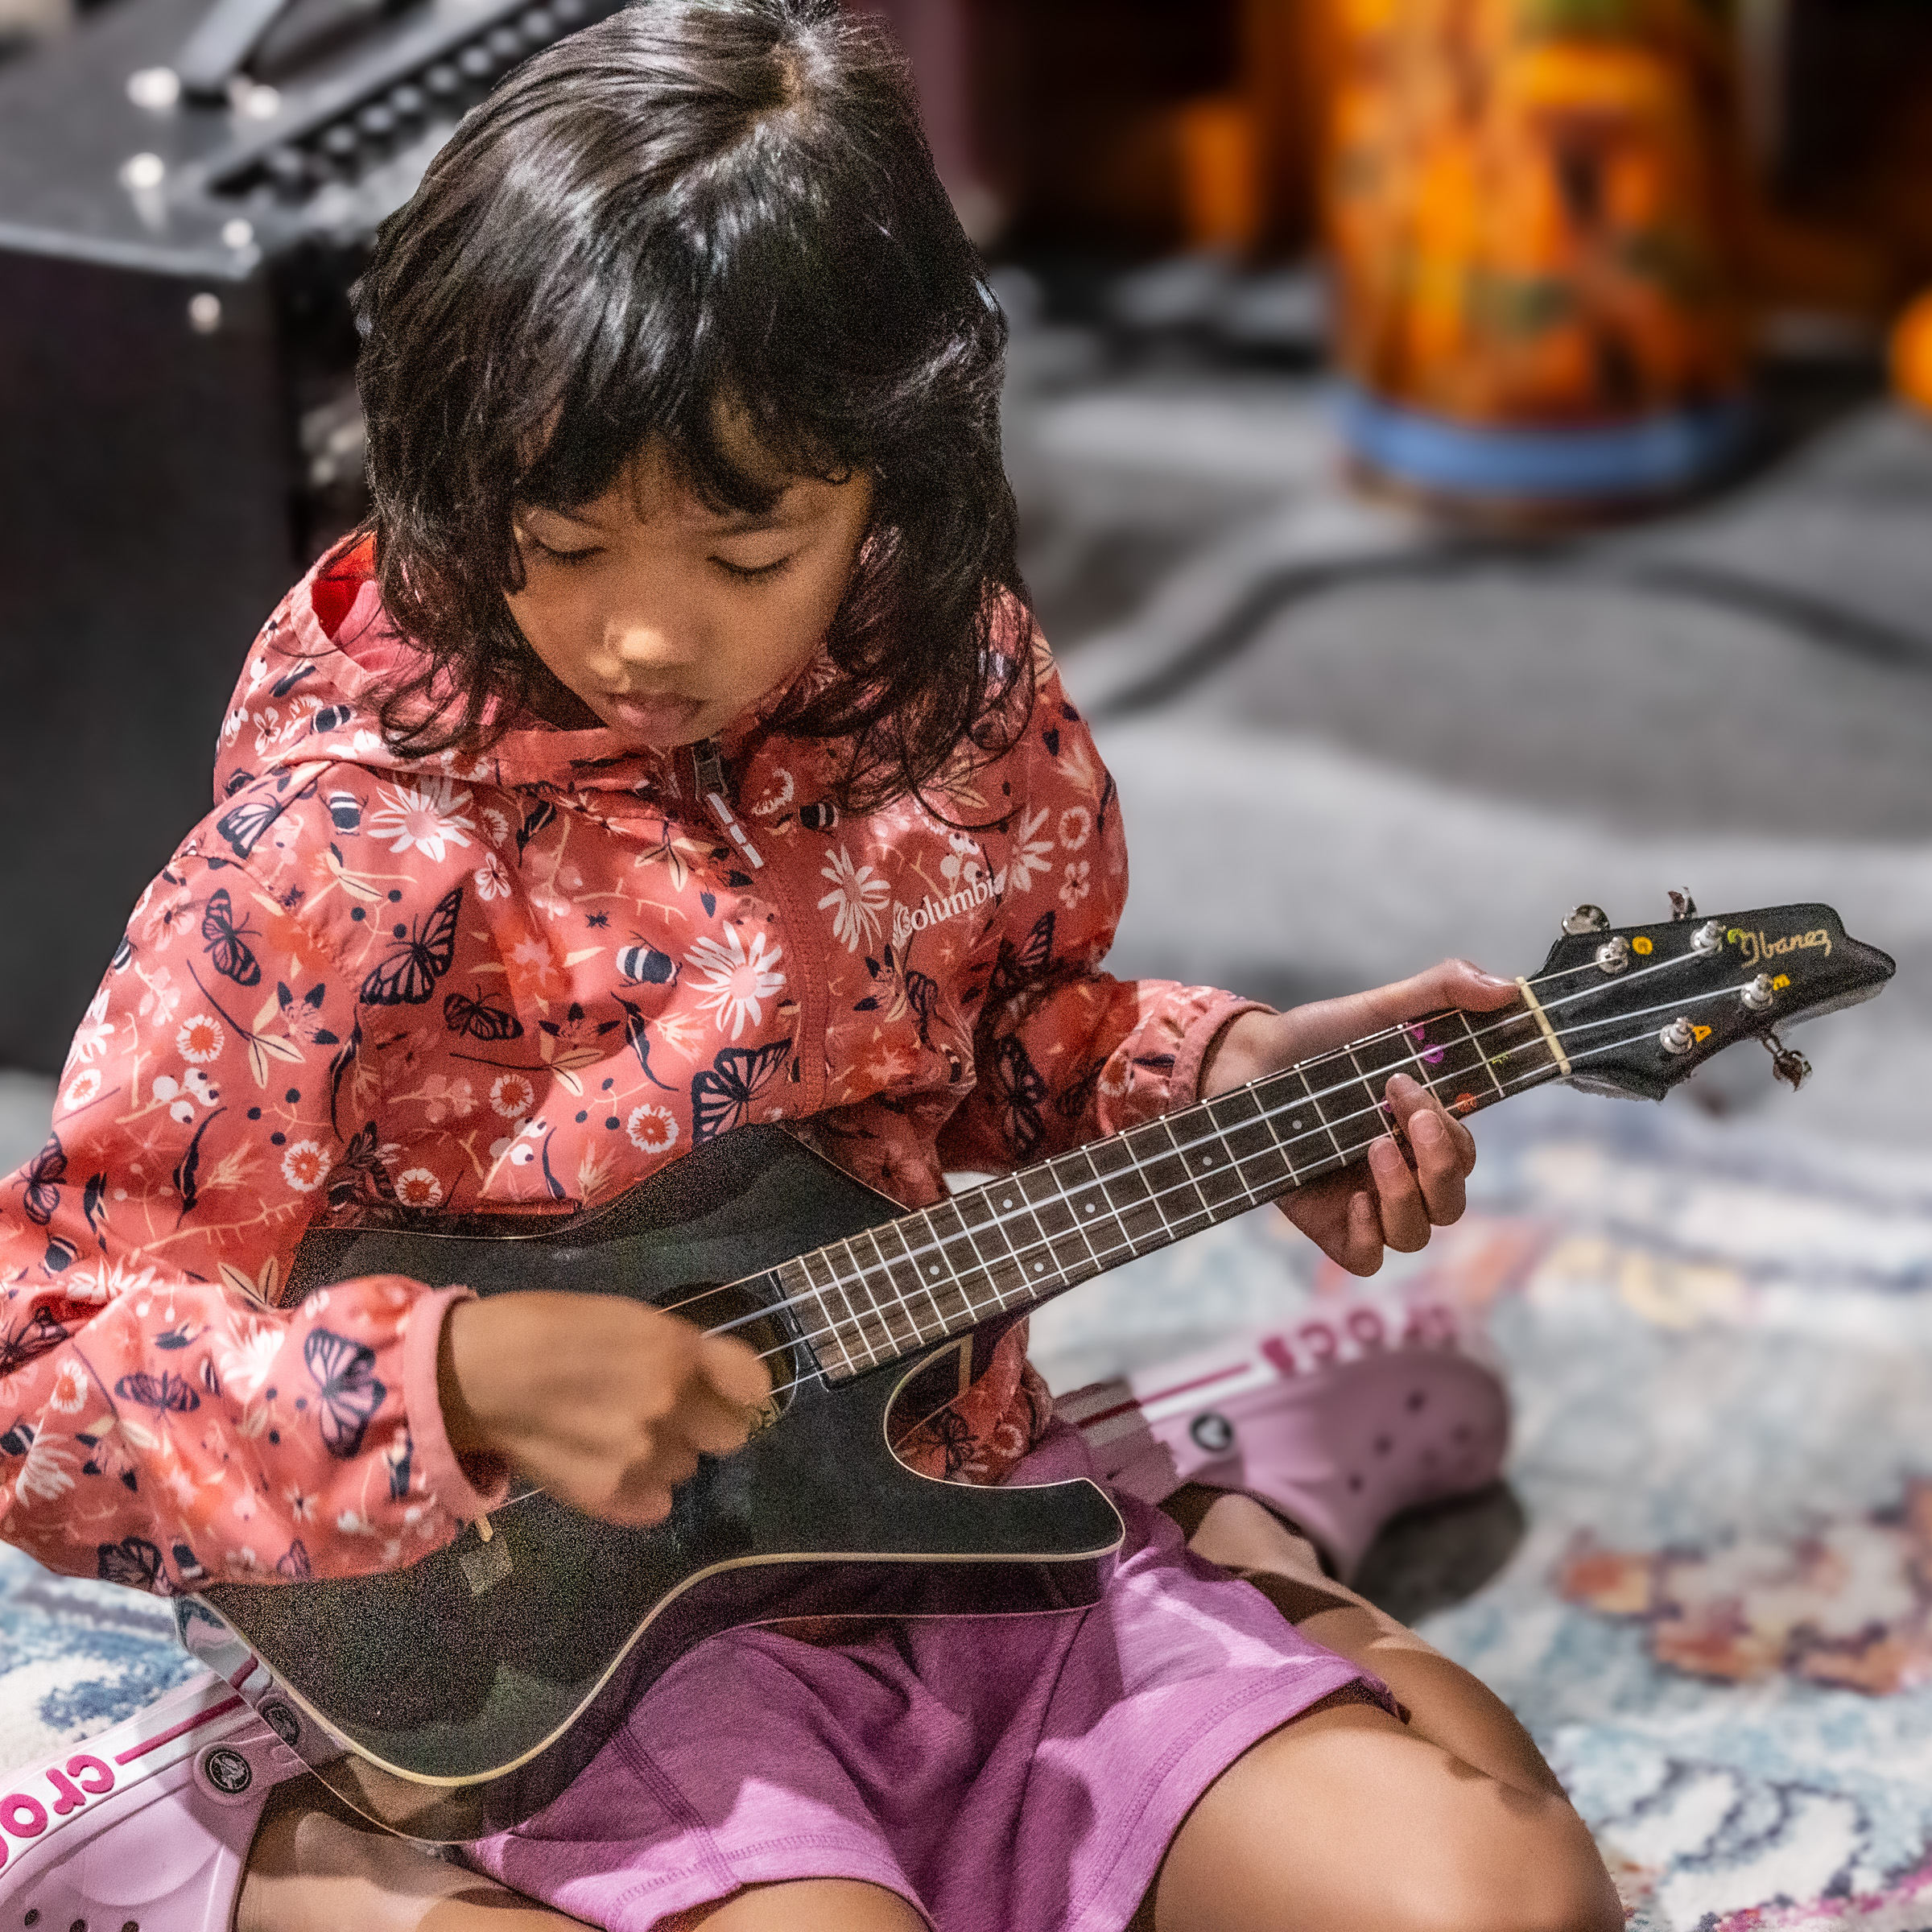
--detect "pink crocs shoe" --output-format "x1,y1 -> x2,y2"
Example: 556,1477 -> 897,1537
0,1671 -> 311,1928
1057,1294 -> 1510,1582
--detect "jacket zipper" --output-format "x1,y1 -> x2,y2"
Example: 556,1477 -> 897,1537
686,740 -> 827,1113
691,738 -> 764,870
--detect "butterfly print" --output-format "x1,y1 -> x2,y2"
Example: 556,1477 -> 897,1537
1055,1055 -> 1109,1122
444,988 -> 524,1042
359,885 -> 462,1006
304,1329 -> 386,1459
216,795 -> 283,860
113,1371 -> 201,1414
0,1310 -> 68,1377
200,887 -> 262,988
222,767 -> 257,799
20,1133 -> 65,1225
324,1121 -> 401,1219
988,910 -> 1056,1004
904,969 -> 940,1047
276,1538 -> 313,1580
691,1041 -> 793,1145
991,1034 -> 1048,1162
96,1535 -> 165,1591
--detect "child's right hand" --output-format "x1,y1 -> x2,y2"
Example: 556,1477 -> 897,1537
436,1293 -> 773,1525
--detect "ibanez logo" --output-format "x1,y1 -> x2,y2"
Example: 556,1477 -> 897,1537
1729,925 -> 1831,968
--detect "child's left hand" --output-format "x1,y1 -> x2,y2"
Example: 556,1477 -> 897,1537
1199,958 -> 1520,1277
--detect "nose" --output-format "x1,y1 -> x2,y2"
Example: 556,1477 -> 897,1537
606,599 -> 704,688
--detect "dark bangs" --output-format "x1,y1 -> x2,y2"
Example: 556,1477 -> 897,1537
352,0 -> 1031,808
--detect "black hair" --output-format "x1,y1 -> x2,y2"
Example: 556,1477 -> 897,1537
353,0 -> 1032,809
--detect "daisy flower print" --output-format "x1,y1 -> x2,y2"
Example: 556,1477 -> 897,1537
687,927 -> 785,1041
367,778 -> 476,861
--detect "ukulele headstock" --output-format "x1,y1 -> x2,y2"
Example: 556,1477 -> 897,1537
1532,899 -> 1894,1101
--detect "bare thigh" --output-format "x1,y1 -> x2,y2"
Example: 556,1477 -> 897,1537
1133,1702 -> 1622,1932
665,1880 -> 928,1930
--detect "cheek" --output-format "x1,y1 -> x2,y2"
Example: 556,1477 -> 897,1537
507,593 -> 593,682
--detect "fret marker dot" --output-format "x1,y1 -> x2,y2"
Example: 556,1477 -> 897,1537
1034,1262 -> 1045,1274
1200,1156 -> 1213,1167
928,1266 -> 939,1277
1084,1202 -> 1096,1214
1001,1197 -> 1013,1208
1293,1119 -> 1304,1129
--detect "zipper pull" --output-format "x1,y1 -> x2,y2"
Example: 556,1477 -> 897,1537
691,738 -> 764,870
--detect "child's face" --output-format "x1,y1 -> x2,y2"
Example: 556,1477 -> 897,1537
507,429 -> 873,749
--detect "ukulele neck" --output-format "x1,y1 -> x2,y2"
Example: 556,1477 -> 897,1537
778,996 -> 1565,1381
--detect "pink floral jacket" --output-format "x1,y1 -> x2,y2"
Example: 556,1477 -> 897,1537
0,539 -> 1253,1594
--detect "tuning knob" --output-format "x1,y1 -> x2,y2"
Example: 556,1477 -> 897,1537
1669,890 -> 1699,921
1764,1031 -> 1810,1091
1659,1017 -> 1698,1055
1595,936 -> 1630,974
1690,919 -> 1726,956
1563,905 -> 1610,936
1740,974 -> 1776,1013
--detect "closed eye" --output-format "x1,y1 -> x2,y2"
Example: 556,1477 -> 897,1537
712,554 -> 794,582
520,532 -> 602,567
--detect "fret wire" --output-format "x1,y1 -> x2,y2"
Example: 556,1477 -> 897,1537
1457,1008 -> 1512,1103
916,1204 -> 978,1323
1206,1089 -> 1289,1200
1068,1142 -> 1141,1258
1048,1150 -> 1110,1272
1249,1074 -> 1304,1186
1158,1116 -> 1216,1224
830,1238 -> 894,1364
805,1249 -> 872,1375
957,1191 -> 1029,1310
862,1223 -> 946,1343
1343,1044 -> 1392,1150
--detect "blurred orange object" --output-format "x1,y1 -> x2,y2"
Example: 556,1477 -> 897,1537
1893,292 -> 1932,418
1325,0 -> 1752,515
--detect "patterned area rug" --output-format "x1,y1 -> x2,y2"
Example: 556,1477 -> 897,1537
2,1087 -> 1930,1930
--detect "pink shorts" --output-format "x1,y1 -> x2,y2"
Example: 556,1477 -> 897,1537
460,1423 -> 1383,1931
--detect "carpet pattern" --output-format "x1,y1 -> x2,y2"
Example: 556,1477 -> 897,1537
1,1088 -> 1929,1930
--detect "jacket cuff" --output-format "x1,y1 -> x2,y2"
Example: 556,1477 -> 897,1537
1168,990 -> 1274,1110
403,1285 -> 512,1521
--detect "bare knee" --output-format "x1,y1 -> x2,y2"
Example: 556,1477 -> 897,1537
1402,1788 -> 1623,1932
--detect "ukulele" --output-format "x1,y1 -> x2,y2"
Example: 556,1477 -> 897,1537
179,898 -> 1893,1841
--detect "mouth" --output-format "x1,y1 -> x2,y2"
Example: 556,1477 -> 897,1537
606,692 -> 704,741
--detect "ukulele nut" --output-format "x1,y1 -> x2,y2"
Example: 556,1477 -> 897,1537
1740,974 -> 1777,1013
1691,919 -> 1727,956
1658,1016 -> 1698,1055
1594,936 -> 1630,975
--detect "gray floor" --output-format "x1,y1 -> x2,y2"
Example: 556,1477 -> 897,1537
1001,307 -> 1932,1156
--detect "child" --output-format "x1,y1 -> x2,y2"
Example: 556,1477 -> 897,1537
0,4 -> 1620,1928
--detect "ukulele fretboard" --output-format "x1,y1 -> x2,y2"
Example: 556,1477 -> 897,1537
779,997 -> 1563,1380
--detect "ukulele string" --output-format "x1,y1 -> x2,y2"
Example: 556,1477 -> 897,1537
654,945 -> 1715,1333
728,1001 -> 1745,1410
712,972 -> 1762,1382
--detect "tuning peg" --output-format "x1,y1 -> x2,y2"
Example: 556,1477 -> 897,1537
1669,890 -> 1698,921
1563,904 -> 1610,936
1764,1031 -> 1810,1092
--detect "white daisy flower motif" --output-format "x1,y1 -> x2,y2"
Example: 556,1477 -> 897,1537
367,777 -> 476,861
1008,807 -> 1055,894
17,1432 -> 79,1505
66,988 -> 114,1067
282,1140 -> 328,1193
1059,860 -> 1092,909
480,805 -> 511,846
686,927 -> 786,1042
47,1361 -> 88,1414
63,1068 -> 101,1111
213,1318 -> 283,1401
1058,805 -> 1092,852
396,1167 -> 444,1208
490,1072 -> 535,1119
65,1257 -> 160,1306
176,1013 -> 224,1064
625,1104 -> 679,1155
816,847 -> 888,953
474,853 -> 511,902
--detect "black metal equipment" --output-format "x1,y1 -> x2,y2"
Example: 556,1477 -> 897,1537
0,0 -> 621,1074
